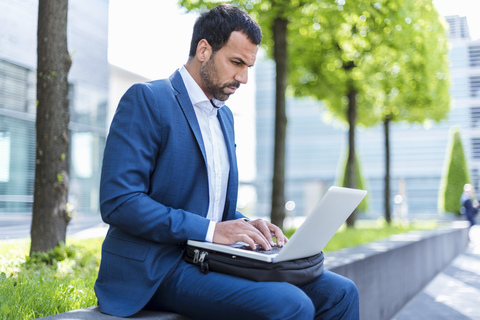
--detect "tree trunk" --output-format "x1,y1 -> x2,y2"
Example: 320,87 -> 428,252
31,0 -> 72,254
270,17 -> 288,229
384,115 -> 392,224
345,88 -> 358,227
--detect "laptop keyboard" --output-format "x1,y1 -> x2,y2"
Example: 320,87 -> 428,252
239,244 -> 282,255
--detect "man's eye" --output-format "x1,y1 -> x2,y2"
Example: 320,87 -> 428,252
232,61 -> 241,65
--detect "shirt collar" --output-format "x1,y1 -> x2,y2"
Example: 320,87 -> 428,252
179,66 -> 225,115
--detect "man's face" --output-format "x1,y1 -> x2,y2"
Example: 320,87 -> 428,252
200,31 -> 258,101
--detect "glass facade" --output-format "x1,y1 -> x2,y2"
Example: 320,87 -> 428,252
68,81 -> 107,214
0,0 -> 109,216
0,59 -> 108,215
0,60 -> 36,214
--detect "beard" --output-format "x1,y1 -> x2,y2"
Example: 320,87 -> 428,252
200,55 -> 240,102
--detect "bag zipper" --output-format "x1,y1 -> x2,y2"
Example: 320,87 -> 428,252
199,251 -> 208,263
199,251 -> 209,273
193,249 -> 200,263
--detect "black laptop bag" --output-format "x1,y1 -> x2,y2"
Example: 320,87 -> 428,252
184,245 -> 324,285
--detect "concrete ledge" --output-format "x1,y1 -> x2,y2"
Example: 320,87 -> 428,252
38,306 -> 190,319
39,222 -> 470,320
324,221 -> 470,320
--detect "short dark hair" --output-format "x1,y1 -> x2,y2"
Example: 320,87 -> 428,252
189,4 -> 262,58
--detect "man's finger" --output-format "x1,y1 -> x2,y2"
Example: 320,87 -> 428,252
251,219 -> 275,246
213,220 -> 271,250
266,222 -> 287,247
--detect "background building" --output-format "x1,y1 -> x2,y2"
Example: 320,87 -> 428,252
255,15 -> 480,221
0,0 -> 109,216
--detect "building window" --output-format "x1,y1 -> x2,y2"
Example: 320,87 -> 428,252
470,107 -> 480,128
471,76 -> 480,98
0,132 -> 10,182
472,138 -> 480,160
72,132 -> 93,179
0,60 -> 36,113
469,44 -> 480,68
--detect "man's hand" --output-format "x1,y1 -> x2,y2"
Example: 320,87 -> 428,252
212,219 -> 288,250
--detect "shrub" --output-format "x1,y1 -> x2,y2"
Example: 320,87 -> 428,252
24,242 -> 77,268
438,126 -> 471,215
336,150 -> 368,213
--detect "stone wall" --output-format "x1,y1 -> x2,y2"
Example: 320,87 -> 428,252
325,222 -> 470,320
39,222 -> 470,320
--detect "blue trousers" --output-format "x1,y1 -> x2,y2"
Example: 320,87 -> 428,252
146,260 -> 359,320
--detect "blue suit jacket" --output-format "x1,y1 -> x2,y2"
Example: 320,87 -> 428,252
95,70 -> 246,317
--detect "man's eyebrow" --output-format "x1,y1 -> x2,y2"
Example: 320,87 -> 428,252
233,58 -> 247,64
233,57 -> 254,67
232,57 -> 253,68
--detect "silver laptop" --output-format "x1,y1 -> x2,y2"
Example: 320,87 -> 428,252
187,186 -> 367,263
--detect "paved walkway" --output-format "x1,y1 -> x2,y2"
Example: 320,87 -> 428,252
1,215 -> 480,319
392,225 -> 480,320
0,213 -> 107,240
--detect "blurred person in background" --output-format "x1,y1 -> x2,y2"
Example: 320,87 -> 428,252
461,183 -> 478,227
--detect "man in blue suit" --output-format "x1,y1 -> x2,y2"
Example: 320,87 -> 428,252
95,4 -> 359,319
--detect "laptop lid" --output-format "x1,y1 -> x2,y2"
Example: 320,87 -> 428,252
187,186 -> 367,263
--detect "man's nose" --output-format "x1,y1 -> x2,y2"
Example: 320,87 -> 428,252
235,67 -> 248,84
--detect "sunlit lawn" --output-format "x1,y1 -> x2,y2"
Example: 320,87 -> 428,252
321,219 -> 438,252
0,237 -> 103,320
0,219 -> 437,319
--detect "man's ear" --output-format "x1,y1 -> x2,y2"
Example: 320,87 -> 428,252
197,39 -> 212,62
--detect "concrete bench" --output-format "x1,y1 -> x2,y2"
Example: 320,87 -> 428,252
325,221 -> 470,320
39,306 -> 190,319
39,222 -> 469,320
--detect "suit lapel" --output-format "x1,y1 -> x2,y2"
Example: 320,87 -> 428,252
170,70 -> 238,221
169,71 -> 207,163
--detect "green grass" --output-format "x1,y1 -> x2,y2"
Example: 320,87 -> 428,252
0,219 -> 437,320
0,238 -> 103,320
284,219 -> 438,252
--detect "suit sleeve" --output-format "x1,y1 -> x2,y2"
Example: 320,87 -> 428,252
234,211 -> 249,220
99,83 -> 210,244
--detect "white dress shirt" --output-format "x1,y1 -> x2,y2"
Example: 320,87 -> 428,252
179,66 -> 230,242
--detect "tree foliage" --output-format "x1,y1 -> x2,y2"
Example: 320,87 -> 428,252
288,0 -> 449,124
287,0 -> 450,223
438,127 -> 471,215
31,0 -> 72,254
